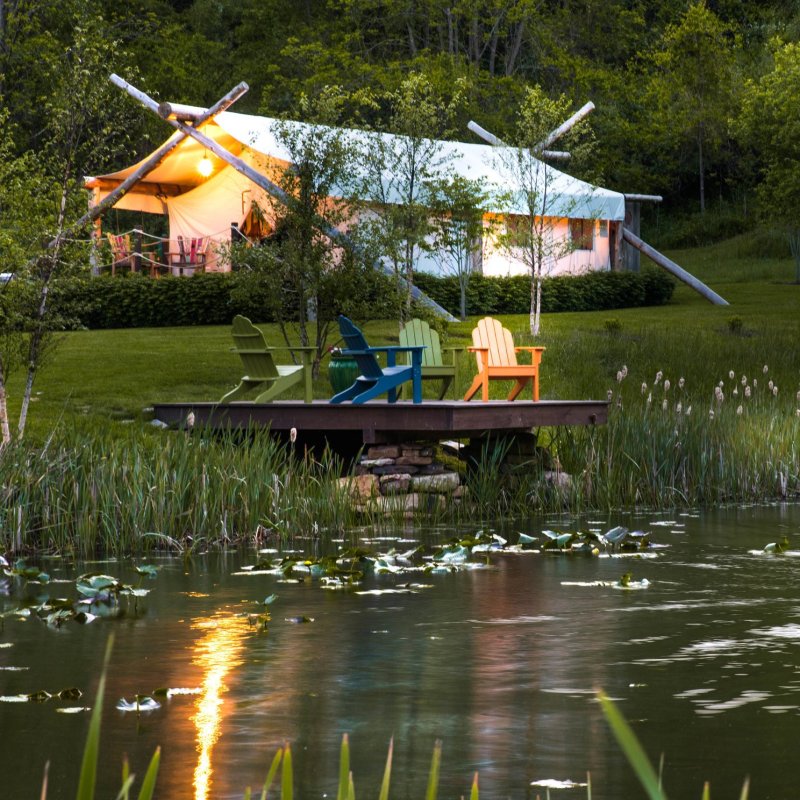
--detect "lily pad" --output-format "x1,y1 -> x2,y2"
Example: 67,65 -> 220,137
116,696 -> 161,712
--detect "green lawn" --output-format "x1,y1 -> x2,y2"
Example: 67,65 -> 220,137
8,233 -> 800,440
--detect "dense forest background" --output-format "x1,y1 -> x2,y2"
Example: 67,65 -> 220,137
2,0 -> 800,242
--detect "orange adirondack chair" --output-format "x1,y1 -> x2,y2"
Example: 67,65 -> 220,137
463,317 -> 545,402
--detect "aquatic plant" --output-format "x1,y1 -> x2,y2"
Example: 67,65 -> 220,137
598,690 -> 750,800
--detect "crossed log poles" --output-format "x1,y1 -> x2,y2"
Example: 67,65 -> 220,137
467,104 -> 728,306
79,76 -> 455,321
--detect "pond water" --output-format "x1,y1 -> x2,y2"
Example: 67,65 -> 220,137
2,503 -> 800,799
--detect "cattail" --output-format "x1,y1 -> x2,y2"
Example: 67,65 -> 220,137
769,380 -> 774,391
678,377 -> 685,390
733,387 -> 739,396
662,399 -> 668,411
737,405 -> 743,415
686,405 -> 692,416
616,371 -> 623,383
621,365 -> 628,378
709,409 -> 715,419
773,386 -> 779,396
655,371 -> 663,385
763,364 -> 769,374
745,386 -> 752,398
607,389 -> 613,401
290,427 -> 298,443
729,370 -> 735,380
641,382 -> 648,394
647,393 -> 652,405
676,402 -> 682,414
741,375 -> 747,385
754,378 -> 758,388
664,379 -> 671,392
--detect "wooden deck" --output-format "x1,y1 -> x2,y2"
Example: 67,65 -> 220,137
153,399 -> 607,454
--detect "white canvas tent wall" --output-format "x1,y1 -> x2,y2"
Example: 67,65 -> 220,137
86,110 -> 626,275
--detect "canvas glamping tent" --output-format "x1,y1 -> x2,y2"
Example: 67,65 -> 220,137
85,107 -> 626,277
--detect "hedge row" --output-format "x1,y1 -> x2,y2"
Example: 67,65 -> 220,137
413,266 -> 675,317
50,267 -> 675,330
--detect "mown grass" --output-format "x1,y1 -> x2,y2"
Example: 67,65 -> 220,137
0,235 -> 798,552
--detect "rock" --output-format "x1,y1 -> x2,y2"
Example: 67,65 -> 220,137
337,474 -> 379,502
396,455 -> 433,466
402,446 -> 433,458
379,473 -> 412,495
366,445 -> 401,459
149,419 -> 169,429
372,464 -> 419,476
410,472 -> 460,494
360,457 -> 396,468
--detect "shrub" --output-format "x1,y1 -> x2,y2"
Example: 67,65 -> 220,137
414,267 -> 674,317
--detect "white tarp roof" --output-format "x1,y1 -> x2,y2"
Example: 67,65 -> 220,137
89,109 -> 625,223
214,111 -> 626,221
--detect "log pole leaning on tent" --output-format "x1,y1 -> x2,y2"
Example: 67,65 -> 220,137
622,228 -> 729,306
59,79 -> 249,252
110,76 -> 457,322
466,121 -> 571,160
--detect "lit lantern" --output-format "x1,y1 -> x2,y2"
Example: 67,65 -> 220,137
198,152 -> 213,177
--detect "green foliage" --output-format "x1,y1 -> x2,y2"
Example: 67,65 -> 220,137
644,2 -> 740,213
412,268 -> 675,317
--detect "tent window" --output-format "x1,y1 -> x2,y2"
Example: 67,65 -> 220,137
570,219 -> 593,250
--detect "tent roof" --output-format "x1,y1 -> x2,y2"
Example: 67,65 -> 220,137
87,110 -> 625,221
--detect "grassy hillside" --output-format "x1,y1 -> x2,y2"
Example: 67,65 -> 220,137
5,234 -> 799,441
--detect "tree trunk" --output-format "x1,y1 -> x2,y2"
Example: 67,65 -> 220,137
698,128 -> 705,214
0,358 -> 11,449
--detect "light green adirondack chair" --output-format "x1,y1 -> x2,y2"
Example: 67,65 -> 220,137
398,318 -> 460,400
220,315 -> 314,403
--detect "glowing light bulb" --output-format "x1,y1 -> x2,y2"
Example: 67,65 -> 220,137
198,153 -> 213,177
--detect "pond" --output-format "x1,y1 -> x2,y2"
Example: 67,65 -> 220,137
2,503 -> 800,799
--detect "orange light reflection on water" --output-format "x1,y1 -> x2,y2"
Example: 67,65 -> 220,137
191,613 -> 247,800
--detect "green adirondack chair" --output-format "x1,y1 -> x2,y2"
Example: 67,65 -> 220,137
398,318 -> 460,399
219,315 -> 314,404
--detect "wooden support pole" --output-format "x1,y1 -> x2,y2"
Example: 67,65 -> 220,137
113,77 -> 457,322
467,120 -> 570,160
540,101 -> 595,149
53,78 -> 248,255
622,228 -> 728,306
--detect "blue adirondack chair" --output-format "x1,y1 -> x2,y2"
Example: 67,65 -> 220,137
330,315 -> 425,404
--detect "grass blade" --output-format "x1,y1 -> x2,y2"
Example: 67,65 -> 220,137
701,781 -> 710,800
40,761 -> 49,800
136,746 -> 161,800
281,744 -> 293,800
337,734 -> 350,800
76,634 -> 114,800
260,749 -> 283,800
113,776 -> 136,800
470,771 -> 479,800
596,690 -> 667,800
739,778 -> 750,800
425,740 -> 442,800
377,738 -> 393,800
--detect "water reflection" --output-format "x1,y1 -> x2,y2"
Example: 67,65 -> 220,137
191,611 -> 247,800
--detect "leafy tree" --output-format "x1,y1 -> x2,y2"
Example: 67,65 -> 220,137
645,1 -> 739,213
738,39 -> 800,282
428,174 -> 492,320
0,1 -> 136,442
356,72 -> 465,323
495,85 -> 595,337
231,87 -> 393,374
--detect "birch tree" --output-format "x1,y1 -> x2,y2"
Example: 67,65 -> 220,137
495,85 -> 595,337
